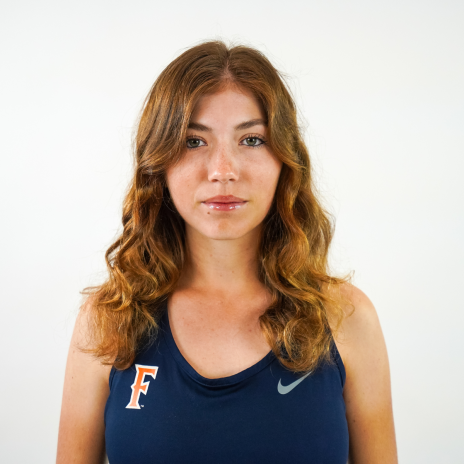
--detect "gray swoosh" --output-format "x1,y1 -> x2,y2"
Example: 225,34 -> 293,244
277,371 -> 312,395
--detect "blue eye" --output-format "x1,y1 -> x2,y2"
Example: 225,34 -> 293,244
186,138 -> 206,149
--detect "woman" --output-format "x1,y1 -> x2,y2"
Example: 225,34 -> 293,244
57,40 -> 397,463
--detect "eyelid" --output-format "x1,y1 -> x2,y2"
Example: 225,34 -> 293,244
186,134 -> 207,143
240,133 -> 267,146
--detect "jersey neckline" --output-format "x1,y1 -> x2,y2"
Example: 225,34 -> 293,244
160,300 -> 277,388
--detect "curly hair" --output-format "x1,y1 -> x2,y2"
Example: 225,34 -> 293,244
81,39 -> 350,374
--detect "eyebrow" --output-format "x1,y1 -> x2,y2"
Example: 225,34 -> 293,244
187,118 -> 267,132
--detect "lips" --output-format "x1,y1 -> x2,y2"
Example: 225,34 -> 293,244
202,195 -> 247,211
204,195 -> 246,203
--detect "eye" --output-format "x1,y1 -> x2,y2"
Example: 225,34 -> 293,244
186,137 -> 207,149
240,136 -> 266,148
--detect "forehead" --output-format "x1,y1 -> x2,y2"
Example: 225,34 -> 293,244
190,85 -> 266,125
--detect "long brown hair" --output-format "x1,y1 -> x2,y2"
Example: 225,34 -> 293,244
81,40 -> 349,374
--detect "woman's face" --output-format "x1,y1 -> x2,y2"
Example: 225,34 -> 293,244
166,85 -> 283,241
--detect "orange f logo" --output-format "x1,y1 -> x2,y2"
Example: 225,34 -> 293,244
126,364 -> 159,409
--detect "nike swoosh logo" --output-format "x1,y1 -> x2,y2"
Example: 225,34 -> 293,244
277,371 -> 312,395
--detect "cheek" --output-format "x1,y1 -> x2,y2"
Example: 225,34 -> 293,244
252,157 -> 282,202
165,161 -> 199,212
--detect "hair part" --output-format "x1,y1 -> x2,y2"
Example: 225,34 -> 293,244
80,39 -> 351,374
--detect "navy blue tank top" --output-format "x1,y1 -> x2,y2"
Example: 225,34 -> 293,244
104,301 -> 349,463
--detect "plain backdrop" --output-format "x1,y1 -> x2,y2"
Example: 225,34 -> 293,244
1,1 -> 463,462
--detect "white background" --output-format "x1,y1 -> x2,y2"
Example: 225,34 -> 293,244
1,1 -> 463,462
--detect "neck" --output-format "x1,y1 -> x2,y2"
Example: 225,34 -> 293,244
178,224 -> 264,298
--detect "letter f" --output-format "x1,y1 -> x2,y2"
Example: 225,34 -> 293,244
126,364 -> 159,409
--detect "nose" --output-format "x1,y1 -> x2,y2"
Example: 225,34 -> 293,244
207,143 -> 239,183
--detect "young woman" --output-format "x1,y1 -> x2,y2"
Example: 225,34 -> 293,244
57,40 -> 397,463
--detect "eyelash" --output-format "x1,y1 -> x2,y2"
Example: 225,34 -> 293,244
185,134 -> 268,150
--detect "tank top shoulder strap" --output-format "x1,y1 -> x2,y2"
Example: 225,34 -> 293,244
327,325 -> 346,389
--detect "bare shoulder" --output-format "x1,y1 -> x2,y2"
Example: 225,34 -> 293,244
326,282 -> 398,463
327,282 -> 388,383
71,296 -> 95,349
57,295 -> 112,464
69,296 -> 114,375
332,283 -> 382,346
68,294 -> 113,392
72,297 -> 105,351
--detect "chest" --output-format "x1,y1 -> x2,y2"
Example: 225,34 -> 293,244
167,296 -> 272,379
104,325 -> 349,464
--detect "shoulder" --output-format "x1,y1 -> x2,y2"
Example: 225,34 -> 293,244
333,283 -> 382,347
326,283 -> 398,461
326,282 -> 393,413
69,295 -> 114,382
325,282 -> 389,386
325,284 -> 398,460
57,295 -> 113,462
72,295 -> 98,350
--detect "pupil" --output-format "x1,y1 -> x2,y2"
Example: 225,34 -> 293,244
249,138 -> 256,145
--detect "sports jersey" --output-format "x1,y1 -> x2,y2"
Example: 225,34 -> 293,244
104,299 -> 349,463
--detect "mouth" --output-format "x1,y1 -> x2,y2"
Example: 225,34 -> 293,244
202,195 -> 248,211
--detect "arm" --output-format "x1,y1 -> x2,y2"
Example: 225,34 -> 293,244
333,285 -> 398,464
56,300 -> 113,464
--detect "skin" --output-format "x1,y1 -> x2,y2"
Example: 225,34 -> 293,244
57,85 -> 397,463
164,85 -> 282,379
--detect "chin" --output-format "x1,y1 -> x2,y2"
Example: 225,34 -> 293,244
201,226 -> 251,241
191,220 -> 258,241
